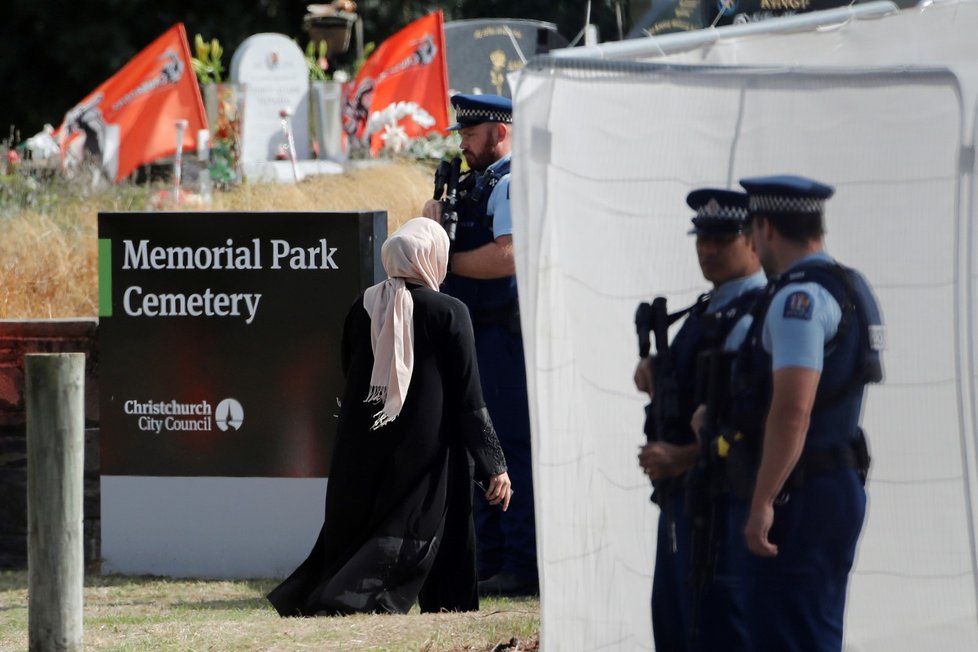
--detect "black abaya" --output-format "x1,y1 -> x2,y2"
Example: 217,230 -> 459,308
268,286 -> 507,616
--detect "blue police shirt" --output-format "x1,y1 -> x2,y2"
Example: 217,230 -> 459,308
486,154 -> 512,238
708,269 -> 768,351
762,251 -> 842,371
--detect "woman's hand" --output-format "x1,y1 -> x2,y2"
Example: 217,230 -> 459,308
486,472 -> 513,511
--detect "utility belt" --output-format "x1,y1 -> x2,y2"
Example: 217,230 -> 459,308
470,300 -> 521,334
724,428 -> 871,502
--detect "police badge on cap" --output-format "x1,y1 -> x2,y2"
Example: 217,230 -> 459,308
449,93 -> 513,130
739,175 -> 835,215
687,188 -> 750,235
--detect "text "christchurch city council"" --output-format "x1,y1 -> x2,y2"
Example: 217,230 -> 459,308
123,398 -> 245,434
124,399 -> 213,434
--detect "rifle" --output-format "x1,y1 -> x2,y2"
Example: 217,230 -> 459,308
686,340 -> 736,647
634,297 -> 699,453
433,156 -> 462,241
634,295 -> 688,543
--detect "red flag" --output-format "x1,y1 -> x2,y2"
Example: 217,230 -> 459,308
343,11 -> 450,155
57,23 -> 206,183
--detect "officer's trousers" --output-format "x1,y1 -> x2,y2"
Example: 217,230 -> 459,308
736,468 -> 866,652
652,490 -> 751,652
471,323 -> 537,582
652,490 -> 692,652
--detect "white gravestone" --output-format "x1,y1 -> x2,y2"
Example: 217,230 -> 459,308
230,34 -> 311,164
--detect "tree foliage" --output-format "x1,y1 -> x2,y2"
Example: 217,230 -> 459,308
1,0 -> 631,139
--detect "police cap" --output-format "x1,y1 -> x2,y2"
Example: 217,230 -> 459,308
687,188 -> 750,235
739,175 -> 835,216
449,93 -> 513,131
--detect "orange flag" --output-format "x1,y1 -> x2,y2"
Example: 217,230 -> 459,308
343,11 -> 450,155
58,23 -> 206,183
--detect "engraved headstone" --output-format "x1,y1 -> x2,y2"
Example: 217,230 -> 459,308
230,34 -> 311,163
711,0 -> 853,28
444,20 -> 567,98
627,0 -> 853,36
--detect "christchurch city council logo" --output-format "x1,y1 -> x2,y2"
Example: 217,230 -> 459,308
215,398 -> 245,432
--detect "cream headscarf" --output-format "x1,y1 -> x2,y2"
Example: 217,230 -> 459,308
362,217 -> 450,429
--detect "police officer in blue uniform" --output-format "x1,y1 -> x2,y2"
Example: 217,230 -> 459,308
422,94 -> 538,596
731,175 -> 883,651
635,188 -> 764,651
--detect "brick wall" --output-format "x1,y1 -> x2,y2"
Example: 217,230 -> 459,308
0,320 -> 99,568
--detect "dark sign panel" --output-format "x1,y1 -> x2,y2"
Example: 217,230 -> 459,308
444,19 -> 568,97
712,0 -> 854,26
98,212 -> 386,478
633,0 -> 854,36
643,0 -> 707,35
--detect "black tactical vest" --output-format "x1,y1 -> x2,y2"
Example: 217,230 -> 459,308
667,288 -> 762,446
441,157 -> 517,317
731,260 -> 884,453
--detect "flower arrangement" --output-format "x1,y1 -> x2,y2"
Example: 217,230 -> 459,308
361,101 -> 438,154
305,40 -> 330,81
191,34 -> 240,188
191,34 -> 224,85
402,131 -> 461,162
355,103 -> 461,161
208,86 -> 242,188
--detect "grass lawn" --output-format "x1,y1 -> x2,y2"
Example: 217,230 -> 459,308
0,570 -> 539,651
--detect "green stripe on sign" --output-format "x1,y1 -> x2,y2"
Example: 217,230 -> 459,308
98,239 -> 112,317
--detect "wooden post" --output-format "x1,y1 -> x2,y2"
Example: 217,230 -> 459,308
27,353 -> 84,652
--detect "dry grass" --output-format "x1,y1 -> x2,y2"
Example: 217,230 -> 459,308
210,162 -> 433,226
0,209 -> 98,318
0,571 -> 539,651
0,159 -> 435,319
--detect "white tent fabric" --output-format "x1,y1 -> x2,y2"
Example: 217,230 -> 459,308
511,3 -> 978,650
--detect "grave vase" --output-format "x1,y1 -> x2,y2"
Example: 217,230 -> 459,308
201,83 -> 245,186
310,80 -> 345,161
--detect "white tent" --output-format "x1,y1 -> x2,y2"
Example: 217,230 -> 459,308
511,1 -> 978,649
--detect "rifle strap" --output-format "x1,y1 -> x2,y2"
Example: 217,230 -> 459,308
667,293 -> 711,326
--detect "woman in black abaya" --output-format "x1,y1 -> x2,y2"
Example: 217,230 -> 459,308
268,217 -> 512,616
